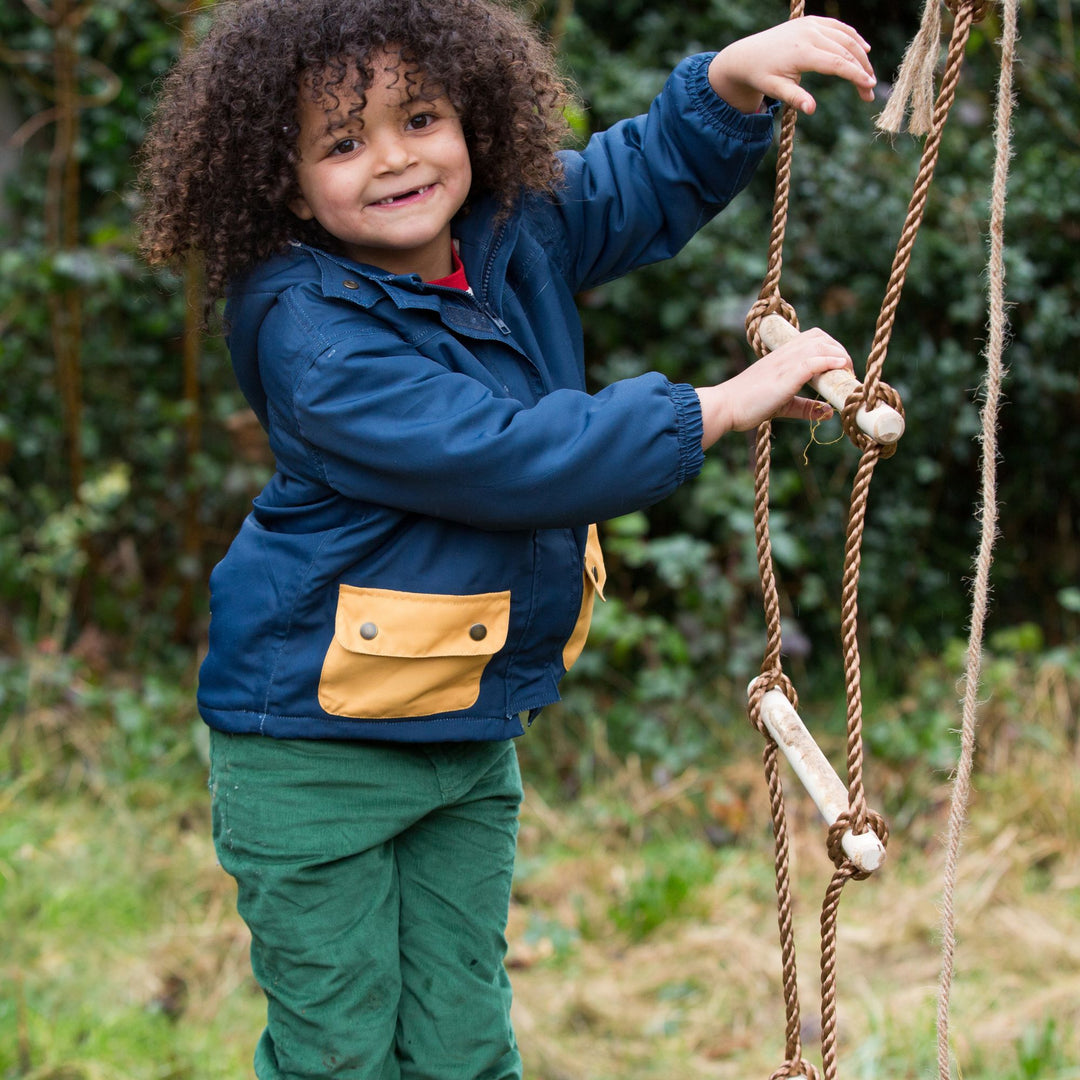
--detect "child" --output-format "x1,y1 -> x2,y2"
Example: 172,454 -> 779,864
139,1 -> 874,1076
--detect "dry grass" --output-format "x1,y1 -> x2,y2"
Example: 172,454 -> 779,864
506,727 -> 1080,1080
2,652 -> 1079,1079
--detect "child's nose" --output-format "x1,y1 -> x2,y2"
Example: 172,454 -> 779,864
372,133 -> 412,174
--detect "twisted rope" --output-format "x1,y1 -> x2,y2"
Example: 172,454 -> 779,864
936,0 -> 1017,1075
741,3 -> 996,1077
864,1 -> 982,404
745,0 -> 804,358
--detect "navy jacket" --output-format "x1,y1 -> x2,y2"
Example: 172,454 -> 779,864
198,54 -> 777,741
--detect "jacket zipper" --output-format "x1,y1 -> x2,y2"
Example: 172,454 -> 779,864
426,280 -> 512,337
481,301 -> 511,336
479,219 -> 512,335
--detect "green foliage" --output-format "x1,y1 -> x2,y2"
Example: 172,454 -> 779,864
607,841 -> 715,940
519,910 -> 581,961
0,1 -> 263,652
0,643 -> 203,798
545,0 -> 1080,768
867,624 -> 1079,764
1010,1019 -> 1076,1080
1,0 -> 1077,776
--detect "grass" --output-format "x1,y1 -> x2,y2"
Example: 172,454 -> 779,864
1,769 -> 261,1078
2,645 -> 1079,1079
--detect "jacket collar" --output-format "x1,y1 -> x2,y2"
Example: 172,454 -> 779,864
224,195 -> 523,427
293,192 -> 520,314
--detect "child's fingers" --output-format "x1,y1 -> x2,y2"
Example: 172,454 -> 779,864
774,395 -> 834,423
806,16 -> 871,53
708,17 -> 875,114
764,19 -> 874,110
767,329 -> 853,395
817,28 -> 875,76
798,33 -> 874,87
776,326 -> 853,366
813,26 -> 877,99
760,51 -> 875,113
763,78 -> 817,116
800,17 -> 873,71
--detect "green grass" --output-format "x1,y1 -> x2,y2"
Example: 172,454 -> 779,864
3,644 -> 1080,1079
1,764 -> 264,1079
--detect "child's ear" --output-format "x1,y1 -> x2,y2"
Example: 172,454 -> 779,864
290,195 -> 315,221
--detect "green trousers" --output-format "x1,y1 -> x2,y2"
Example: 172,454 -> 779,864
209,730 -> 523,1080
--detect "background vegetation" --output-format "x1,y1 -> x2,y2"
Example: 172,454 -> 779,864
1,0 -> 1078,1077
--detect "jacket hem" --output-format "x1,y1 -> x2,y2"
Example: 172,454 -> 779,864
199,705 -> 540,743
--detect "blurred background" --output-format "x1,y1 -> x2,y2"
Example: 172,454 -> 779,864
1,0 -> 1077,1077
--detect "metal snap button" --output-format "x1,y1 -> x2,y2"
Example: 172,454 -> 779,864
468,623 -> 487,641
343,279 -> 360,290
360,622 -> 378,640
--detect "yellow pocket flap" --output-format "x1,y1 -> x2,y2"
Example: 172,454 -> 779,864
333,585 -> 511,658
584,524 -> 606,600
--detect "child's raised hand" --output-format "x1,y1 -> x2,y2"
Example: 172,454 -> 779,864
696,328 -> 854,447
708,17 -> 875,116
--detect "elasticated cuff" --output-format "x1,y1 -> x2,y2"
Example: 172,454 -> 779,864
686,52 -> 782,141
668,380 -> 706,485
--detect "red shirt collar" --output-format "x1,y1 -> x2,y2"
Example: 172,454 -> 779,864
428,246 -> 470,291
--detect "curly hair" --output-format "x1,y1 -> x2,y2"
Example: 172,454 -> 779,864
137,0 -> 571,300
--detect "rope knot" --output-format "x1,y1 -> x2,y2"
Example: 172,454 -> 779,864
947,0 -> 992,22
747,669 -> 798,739
826,809 -> 889,879
746,295 -> 799,358
769,1058 -> 821,1080
839,379 -> 905,457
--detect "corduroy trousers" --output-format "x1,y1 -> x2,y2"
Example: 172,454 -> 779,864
209,730 -> 523,1080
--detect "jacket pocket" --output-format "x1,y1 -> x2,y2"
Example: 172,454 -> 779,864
318,586 -> 511,719
562,524 -> 606,672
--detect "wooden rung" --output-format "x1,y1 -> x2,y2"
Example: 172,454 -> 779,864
757,313 -> 905,445
748,679 -> 887,874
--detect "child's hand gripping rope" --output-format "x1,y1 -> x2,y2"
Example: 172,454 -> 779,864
696,327 -> 854,447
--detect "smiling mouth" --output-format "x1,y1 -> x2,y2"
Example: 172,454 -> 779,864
373,185 -> 432,206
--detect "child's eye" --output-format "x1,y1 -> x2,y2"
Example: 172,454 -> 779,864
330,137 -> 361,155
406,113 -> 435,131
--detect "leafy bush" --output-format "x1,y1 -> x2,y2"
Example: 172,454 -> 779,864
548,0 -> 1079,762
0,1 -> 262,654
1,0 -> 1075,775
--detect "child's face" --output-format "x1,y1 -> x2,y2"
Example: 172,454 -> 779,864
290,54 -> 472,281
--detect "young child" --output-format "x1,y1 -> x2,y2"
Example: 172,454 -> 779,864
139,1 -> 874,1076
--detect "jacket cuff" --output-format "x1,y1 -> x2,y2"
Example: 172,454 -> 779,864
686,52 -> 781,142
668,380 -> 705,485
